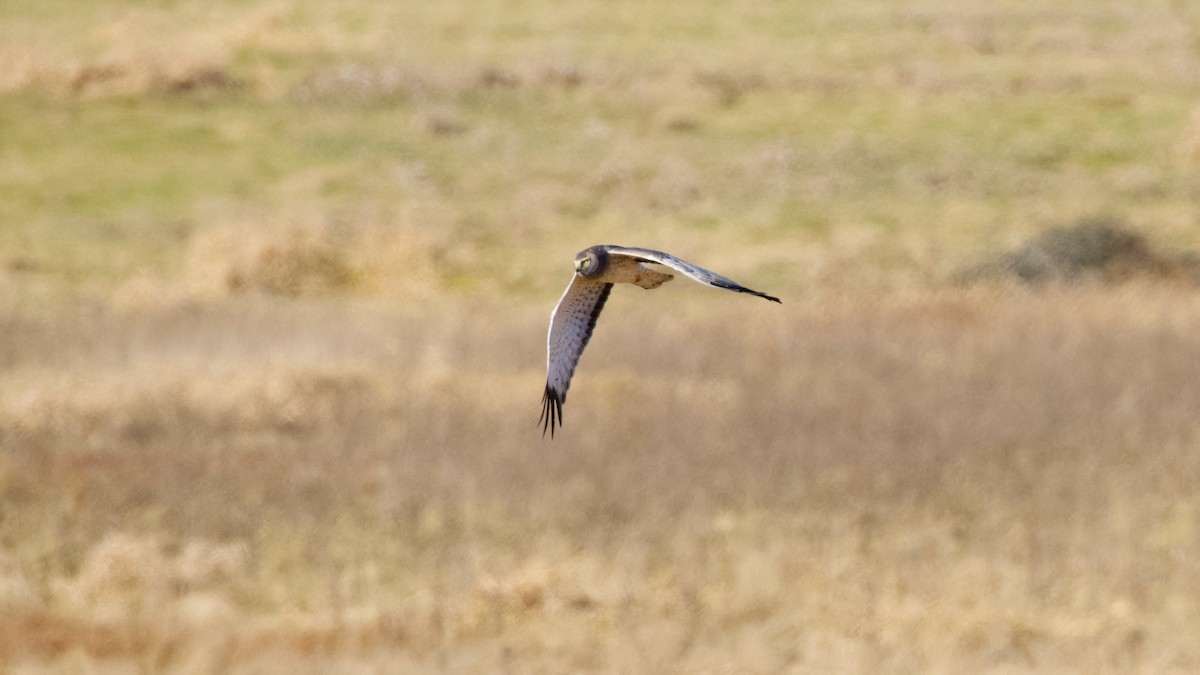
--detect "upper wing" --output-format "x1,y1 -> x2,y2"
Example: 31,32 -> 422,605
540,275 -> 613,437
605,246 -> 781,303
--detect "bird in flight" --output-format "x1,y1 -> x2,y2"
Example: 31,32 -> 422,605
540,245 -> 781,437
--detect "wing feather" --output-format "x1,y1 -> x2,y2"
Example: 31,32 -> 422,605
605,246 -> 781,303
540,275 -> 613,437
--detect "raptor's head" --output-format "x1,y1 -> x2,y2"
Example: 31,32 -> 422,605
574,246 -> 608,278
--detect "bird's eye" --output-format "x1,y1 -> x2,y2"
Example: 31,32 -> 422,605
582,259 -> 591,268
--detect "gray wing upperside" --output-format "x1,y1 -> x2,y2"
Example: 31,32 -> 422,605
605,246 -> 781,303
540,275 -> 613,438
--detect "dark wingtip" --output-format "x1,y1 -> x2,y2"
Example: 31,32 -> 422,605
538,385 -> 564,439
744,287 -> 782,303
741,285 -> 781,303
717,280 -> 781,304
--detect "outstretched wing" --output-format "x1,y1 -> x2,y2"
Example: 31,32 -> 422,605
604,246 -> 781,303
540,275 -> 613,437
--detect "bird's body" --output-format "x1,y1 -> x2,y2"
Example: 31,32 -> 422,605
540,245 -> 780,437
588,252 -> 675,289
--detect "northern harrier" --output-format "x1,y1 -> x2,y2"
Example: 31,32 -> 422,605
540,245 -> 781,437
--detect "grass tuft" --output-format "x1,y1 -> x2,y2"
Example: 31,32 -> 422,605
956,218 -> 1200,286
187,223 -> 358,297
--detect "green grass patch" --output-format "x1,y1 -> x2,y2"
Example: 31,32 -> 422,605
1,0 -> 1198,294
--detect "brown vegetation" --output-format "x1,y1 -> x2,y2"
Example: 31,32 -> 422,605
956,219 -> 1200,286
184,221 -> 441,299
187,224 -> 358,297
2,287 -> 1200,672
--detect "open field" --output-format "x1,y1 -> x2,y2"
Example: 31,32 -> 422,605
4,288 -> 1200,673
3,0 -> 1200,672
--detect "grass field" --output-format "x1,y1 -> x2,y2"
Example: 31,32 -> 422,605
3,0 -> 1200,672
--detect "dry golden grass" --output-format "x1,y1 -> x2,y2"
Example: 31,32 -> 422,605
3,285 -> 1200,673
184,217 -> 444,301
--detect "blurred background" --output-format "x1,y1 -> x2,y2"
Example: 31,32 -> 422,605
3,1 -> 1200,672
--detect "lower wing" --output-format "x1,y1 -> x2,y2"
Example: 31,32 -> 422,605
541,275 -> 613,437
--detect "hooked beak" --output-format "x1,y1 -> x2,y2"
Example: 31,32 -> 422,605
574,260 -> 582,273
